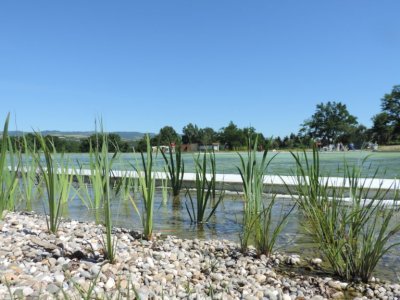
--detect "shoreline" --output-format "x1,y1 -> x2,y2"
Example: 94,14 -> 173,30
1,211 -> 399,299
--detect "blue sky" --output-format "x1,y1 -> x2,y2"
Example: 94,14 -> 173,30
0,1 -> 399,136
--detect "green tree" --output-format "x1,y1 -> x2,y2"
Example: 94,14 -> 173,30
301,101 -> 358,145
79,133 -> 129,152
371,112 -> 392,144
219,121 -> 245,150
154,126 -> 181,146
379,85 -> 400,142
182,123 -> 200,144
199,127 -> 216,145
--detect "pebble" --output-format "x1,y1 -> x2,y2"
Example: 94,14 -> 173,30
105,277 -> 115,290
0,211 -> 399,299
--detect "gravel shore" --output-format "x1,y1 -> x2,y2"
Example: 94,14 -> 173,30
0,211 -> 399,299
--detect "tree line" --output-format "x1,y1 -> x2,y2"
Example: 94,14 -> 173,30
3,84 -> 399,152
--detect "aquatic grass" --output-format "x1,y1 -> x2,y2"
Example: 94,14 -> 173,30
185,152 -> 224,224
209,150 -> 217,199
119,174 -> 140,218
135,134 -> 156,240
161,168 -> 169,205
254,196 -> 294,257
17,135 -> 42,211
0,114 -> 19,218
161,144 -> 184,197
237,135 -> 277,253
75,143 -> 107,224
95,129 -> 118,263
34,133 -> 73,233
290,146 -> 400,282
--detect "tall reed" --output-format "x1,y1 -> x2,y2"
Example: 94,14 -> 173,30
209,150 -> 217,199
0,114 -> 19,218
75,143 -> 108,224
186,152 -> 224,224
237,136 -> 290,256
161,168 -> 169,205
35,133 -> 73,233
136,134 -> 156,240
95,130 -> 118,263
291,146 -> 400,282
161,144 -> 184,197
17,136 -> 42,211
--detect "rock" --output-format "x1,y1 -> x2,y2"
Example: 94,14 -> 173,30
264,289 -> 280,300
282,294 -> 291,300
55,273 -> 65,284
254,274 -> 266,283
46,283 -> 59,294
286,255 -> 301,265
105,277 -> 115,290
331,291 -> 344,299
30,236 -> 58,250
211,273 -> 224,281
311,258 -> 322,266
146,257 -> 155,268
90,265 -> 101,275
328,280 -> 342,290
22,286 -> 34,296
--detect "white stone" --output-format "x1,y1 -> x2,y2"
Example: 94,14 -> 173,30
146,257 -> 155,268
105,277 -> 115,290
55,274 -> 64,284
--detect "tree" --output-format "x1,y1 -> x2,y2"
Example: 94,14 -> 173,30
154,126 -> 181,146
79,133 -> 129,152
182,123 -> 200,144
199,127 -> 216,145
371,112 -> 392,144
300,101 -> 358,145
219,121 -> 245,150
379,85 -> 400,142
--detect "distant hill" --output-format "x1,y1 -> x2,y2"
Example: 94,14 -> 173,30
5,131 -> 153,141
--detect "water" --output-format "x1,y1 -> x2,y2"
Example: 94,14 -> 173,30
27,187 -> 400,282
40,151 -> 400,178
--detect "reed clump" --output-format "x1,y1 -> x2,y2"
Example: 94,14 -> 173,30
95,130 -> 118,263
0,114 -> 19,218
34,133 -> 73,233
136,135 -> 156,240
185,151 -> 224,224
161,144 -> 184,197
291,146 -> 400,282
237,136 -> 291,256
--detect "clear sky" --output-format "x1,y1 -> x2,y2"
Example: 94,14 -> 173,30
0,1 -> 399,136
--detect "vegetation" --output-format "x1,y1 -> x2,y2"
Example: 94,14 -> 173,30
185,152 -> 224,224
17,136 -> 42,211
371,85 -> 400,144
1,110 -> 400,284
290,146 -> 400,282
136,135 -> 156,240
237,136 -> 292,256
0,114 -> 19,219
300,101 -> 359,145
34,132 -> 74,233
97,131 -> 118,263
161,144 -> 185,197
